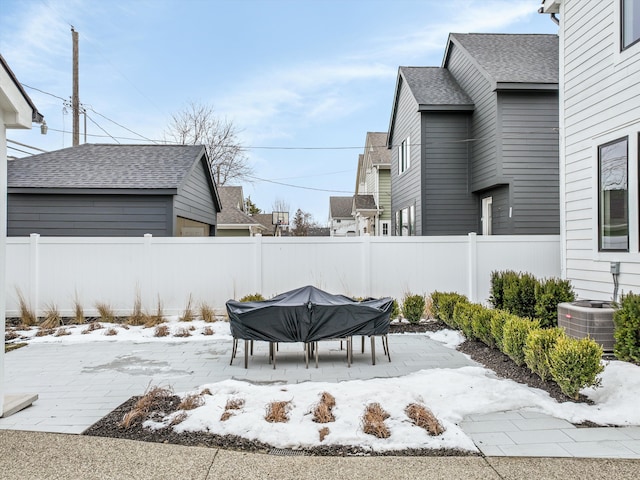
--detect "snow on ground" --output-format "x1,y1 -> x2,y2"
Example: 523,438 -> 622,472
7,320 -> 640,452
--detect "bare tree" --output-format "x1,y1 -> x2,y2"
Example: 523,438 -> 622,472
165,101 -> 253,185
291,208 -> 312,236
271,198 -> 290,215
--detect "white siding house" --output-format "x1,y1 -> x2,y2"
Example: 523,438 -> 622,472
541,0 -> 640,300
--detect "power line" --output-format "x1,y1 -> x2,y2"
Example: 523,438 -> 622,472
246,175 -> 354,194
7,139 -> 48,153
84,112 -> 120,144
21,83 -> 67,101
8,146 -> 36,156
85,106 -> 158,144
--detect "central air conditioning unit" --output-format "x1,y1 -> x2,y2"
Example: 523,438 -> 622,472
557,300 -> 616,352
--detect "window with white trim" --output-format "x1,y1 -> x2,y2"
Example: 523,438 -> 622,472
599,137 -> 629,251
395,205 -> 416,236
398,137 -> 410,174
622,0 -> 640,49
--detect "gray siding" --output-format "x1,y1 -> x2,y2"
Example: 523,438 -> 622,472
499,92 -> 559,234
446,43 -> 498,190
423,112 -> 478,234
174,158 -> 217,229
390,76 -> 423,234
8,194 -> 173,237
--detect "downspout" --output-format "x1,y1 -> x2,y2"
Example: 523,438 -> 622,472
550,13 -> 559,25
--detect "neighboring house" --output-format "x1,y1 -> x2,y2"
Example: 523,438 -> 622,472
387,33 -> 560,236
7,144 -> 221,237
216,186 -> 265,237
329,196 -> 357,236
1,53 -> 45,417
540,0 -> 640,300
354,132 -> 392,236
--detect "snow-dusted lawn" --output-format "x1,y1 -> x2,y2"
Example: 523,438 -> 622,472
6,319 -> 640,452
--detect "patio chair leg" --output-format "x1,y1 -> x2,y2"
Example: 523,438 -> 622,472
272,342 -> 277,369
347,337 -> 352,367
384,335 -> 391,362
244,340 -> 249,369
230,338 -> 237,365
305,343 -> 309,369
361,335 -> 365,353
250,340 -> 254,356
371,336 -> 376,365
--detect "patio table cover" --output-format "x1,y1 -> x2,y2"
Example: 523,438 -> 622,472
225,285 -> 393,343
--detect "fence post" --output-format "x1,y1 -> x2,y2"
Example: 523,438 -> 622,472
362,234 -> 371,297
468,232 -> 477,303
254,234 -> 262,295
143,234 -> 153,312
29,233 -> 40,317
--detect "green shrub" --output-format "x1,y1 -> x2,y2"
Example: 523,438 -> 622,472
613,292 -> 640,363
239,293 -> 265,302
453,303 -> 480,339
524,327 -> 566,381
489,310 -> 513,351
549,336 -> 604,400
503,317 -> 540,366
471,306 -> 494,347
503,273 -> 538,319
390,299 -> 401,320
489,270 -> 519,310
430,291 -> 468,328
534,278 -> 575,328
402,294 -> 426,324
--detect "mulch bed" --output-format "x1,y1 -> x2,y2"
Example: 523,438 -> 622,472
82,320 -> 592,455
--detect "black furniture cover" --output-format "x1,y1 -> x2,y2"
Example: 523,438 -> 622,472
226,285 -> 393,342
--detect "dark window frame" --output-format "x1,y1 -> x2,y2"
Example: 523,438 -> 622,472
598,136 -> 629,252
622,0 -> 640,50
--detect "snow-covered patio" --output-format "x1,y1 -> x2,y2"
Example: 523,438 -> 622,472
2,319 -> 640,457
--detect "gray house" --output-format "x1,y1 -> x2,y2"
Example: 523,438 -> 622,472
388,33 -> 559,236
7,144 -> 221,236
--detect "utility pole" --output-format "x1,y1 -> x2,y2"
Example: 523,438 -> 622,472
72,27 -> 80,147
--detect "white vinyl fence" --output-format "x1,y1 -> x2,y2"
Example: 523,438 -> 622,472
4,233 -> 561,317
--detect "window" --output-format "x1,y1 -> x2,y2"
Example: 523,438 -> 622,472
599,137 -> 629,251
482,197 -> 493,235
623,0 -> 640,49
395,206 -> 416,236
398,137 -> 410,174
381,221 -> 389,236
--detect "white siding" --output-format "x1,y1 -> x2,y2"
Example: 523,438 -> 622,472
560,0 -> 640,300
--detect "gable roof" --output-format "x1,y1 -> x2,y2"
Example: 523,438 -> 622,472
0,54 -> 44,125
365,132 -> 391,167
329,196 -> 354,218
217,185 -> 264,227
400,67 -> 475,109
7,144 -> 211,190
354,194 -> 377,211
444,33 -> 558,88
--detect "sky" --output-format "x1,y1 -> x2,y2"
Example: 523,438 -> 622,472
0,0 -> 559,224
9,318 -> 640,452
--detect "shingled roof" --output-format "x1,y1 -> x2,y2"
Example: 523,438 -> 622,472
445,33 -> 558,85
329,196 -> 354,218
365,132 -> 391,166
7,144 -> 209,189
217,186 -> 263,227
399,67 -> 474,108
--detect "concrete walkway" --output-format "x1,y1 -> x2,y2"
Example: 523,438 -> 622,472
1,333 -> 639,461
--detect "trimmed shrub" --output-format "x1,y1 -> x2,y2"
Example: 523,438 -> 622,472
239,293 -> 265,302
489,310 -> 513,351
471,306 -> 494,347
502,317 -> 540,366
549,336 -> 604,400
402,294 -> 426,324
524,327 -> 566,381
503,273 -> 538,319
453,303 -> 486,339
489,270 -> 519,310
430,292 -> 468,328
534,278 -> 575,328
613,292 -> 640,363
390,299 -> 401,320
